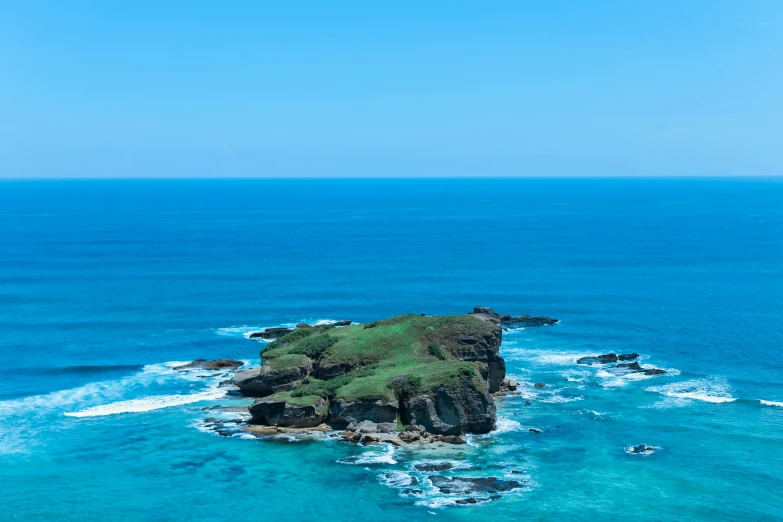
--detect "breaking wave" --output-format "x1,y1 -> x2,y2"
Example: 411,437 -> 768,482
65,389 -> 227,417
646,378 -> 737,406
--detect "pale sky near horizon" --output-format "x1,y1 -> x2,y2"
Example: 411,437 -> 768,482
2,1 -> 783,178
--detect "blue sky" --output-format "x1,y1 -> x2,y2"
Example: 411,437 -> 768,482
1,1 -> 782,178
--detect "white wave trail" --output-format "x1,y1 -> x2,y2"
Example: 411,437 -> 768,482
646,378 -> 737,405
760,399 -> 783,407
65,389 -> 226,417
0,362 -> 221,417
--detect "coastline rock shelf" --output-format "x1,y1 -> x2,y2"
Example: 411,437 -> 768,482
233,307 -> 557,439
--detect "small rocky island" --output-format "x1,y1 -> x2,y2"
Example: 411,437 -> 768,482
230,306 -> 557,443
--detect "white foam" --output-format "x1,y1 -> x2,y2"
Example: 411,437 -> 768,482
561,369 -> 590,383
339,443 -> 397,465
625,445 -> 660,456
65,388 -> 226,417
760,399 -> 783,407
646,378 -> 737,405
492,417 -> 523,435
215,325 -> 263,338
378,471 -> 418,489
0,361 -> 205,417
541,395 -> 584,404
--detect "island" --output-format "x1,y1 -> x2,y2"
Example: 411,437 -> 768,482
231,306 -> 558,443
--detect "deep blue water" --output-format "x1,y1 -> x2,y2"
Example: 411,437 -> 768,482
1,178 -> 782,520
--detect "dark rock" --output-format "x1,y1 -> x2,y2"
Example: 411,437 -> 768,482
529,428 -> 542,434
328,397 -> 399,429
414,461 -> 455,472
618,353 -> 639,361
534,382 -> 546,388
577,353 -> 618,365
428,476 -> 523,495
248,327 -> 293,340
471,306 -> 558,327
296,323 -> 312,329
403,489 -> 423,495
455,498 -> 479,505
174,359 -> 243,371
612,362 -> 665,376
402,378 -> 496,435
248,396 -> 328,428
363,321 -> 379,329
232,359 -> 312,397
630,444 -> 655,454
332,320 -> 352,327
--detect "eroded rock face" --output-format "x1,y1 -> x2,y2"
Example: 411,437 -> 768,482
233,359 -> 312,397
445,322 -> 505,393
249,397 -> 327,428
328,397 -> 399,428
402,379 -> 496,435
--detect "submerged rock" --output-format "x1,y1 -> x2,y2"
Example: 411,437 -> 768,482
610,361 -> 665,376
414,461 -> 455,472
630,444 -> 656,454
428,476 -> 524,495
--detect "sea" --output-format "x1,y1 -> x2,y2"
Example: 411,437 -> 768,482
1,178 -> 782,521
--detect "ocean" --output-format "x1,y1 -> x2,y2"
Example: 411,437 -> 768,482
1,178 -> 782,521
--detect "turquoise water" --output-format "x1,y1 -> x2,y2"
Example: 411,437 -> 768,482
1,178 -> 782,520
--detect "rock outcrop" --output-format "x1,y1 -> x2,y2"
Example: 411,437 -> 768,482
328,397 -> 399,428
401,379 -> 496,435
233,355 -> 312,396
248,396 -> 328,428
471,306 -> 558,327
577,353 -> 620,365
174,359 -> 243,371
233,309 -> 550,439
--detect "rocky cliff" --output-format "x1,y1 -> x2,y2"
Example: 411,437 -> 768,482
234,307 -> 555,436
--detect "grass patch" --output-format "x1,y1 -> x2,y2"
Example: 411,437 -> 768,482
258,314 -> 497,404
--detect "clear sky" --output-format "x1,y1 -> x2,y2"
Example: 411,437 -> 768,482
2,1 -> 782,178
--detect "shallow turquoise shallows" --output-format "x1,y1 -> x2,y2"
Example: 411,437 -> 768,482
1,178 -> 782,521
